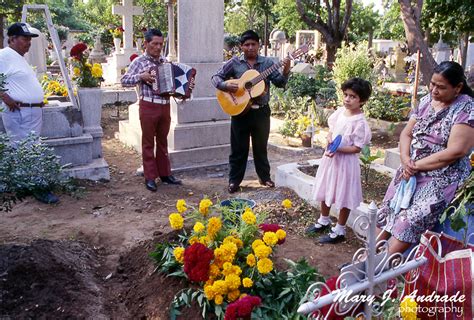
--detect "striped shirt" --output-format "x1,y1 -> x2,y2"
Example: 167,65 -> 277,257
121,53 -> 170,103
211,54 -> 288,106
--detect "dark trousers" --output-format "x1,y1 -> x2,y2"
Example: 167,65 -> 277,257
139,100 -> 171,180
229,106 -> 271,185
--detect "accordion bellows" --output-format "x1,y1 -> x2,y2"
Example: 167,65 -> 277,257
150,62 -> 196,99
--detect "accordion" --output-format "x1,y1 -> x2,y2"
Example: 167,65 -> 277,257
150,62 -> 196,99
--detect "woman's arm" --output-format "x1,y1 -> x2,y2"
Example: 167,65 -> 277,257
337,146 -> 361,154
399,118 -> 416,165
415,124 -> 474,171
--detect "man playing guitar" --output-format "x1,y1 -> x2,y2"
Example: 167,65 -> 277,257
211,30 -> 290,193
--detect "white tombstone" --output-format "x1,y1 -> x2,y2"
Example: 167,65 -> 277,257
372,39 -> 400,54
295,30 -> 321,51
89,36 -> 106,63
269,29 -> 286,59
433,37 -> 451,64
465,41 -> 474,71
24,26 -> 48,76
103,0 -> 143,84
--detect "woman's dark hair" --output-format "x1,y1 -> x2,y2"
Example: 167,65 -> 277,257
144,29 -> 163,42
240,30 -> 259,44
434,61 -> 474,97
341,77 -> 372,102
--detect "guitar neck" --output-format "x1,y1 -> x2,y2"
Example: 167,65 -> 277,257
250,60 -> 285,86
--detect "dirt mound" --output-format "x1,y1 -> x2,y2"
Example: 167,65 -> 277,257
0,240 -> 107,319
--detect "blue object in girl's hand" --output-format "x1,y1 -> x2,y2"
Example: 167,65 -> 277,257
327,134 -> 342,153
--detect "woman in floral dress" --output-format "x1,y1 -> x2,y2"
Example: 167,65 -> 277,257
377,61 -> 474,254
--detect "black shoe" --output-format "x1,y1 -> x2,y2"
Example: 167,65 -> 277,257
34,191 -> 59,204
259,179 -> 275,188
145,179 -> 158,192
228,183 -> 240,193
160,175 -> 182,185
305,222 -> 331,234
318,232 -> 346,244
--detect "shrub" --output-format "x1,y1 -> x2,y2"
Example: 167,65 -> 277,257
364,90 -> 411,122
332,42 -> 376,102
0,133 -> 70,211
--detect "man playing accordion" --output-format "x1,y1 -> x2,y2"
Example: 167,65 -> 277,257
121,28 -> 193,192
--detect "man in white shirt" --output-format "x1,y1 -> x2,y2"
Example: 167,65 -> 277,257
0,22 -> 58,204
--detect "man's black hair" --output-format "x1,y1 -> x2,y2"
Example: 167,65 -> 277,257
144,29 -> 163,42
341,78 -> 372,102
240,30 -> 259,44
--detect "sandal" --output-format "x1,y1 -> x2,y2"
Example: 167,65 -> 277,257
260,180 -> 275,188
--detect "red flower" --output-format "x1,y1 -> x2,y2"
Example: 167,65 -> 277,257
259,223 -> 285,244
314,276 -> 362,319
70,42 -> 87,59
141,27 -> 147,32
129,54 -> 138,62
183,243 -> 213,282
224,295 -> 261,320
118,26 -> 124,32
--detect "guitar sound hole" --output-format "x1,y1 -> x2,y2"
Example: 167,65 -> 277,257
244,81 -> 253,90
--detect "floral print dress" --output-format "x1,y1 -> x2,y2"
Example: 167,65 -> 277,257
378,94 -> 473,243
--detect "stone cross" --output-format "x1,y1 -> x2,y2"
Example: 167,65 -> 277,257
112,0 -> 143,52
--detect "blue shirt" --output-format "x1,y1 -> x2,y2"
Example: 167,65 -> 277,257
211,54 -> 288,106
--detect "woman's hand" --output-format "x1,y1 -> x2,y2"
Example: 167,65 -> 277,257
324,150 -> 335,158
401,155 -> 417,180
326,132 -> 333,147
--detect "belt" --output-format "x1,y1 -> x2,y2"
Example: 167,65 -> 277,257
250,103 -> 268,110
141,96 -> 169,105
18,102 -> 44,108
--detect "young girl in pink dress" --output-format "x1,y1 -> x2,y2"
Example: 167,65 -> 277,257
306,78 -> 372,244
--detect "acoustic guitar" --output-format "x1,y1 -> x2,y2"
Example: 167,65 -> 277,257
216,45 -> 308,116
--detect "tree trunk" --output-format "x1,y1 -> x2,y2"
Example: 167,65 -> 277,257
326,44 -> 337,69
398,0 -> 437,85
0,15 -> 4,49
460,32 -> 469,69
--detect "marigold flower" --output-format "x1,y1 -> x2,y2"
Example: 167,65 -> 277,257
242,277 -> 253,288
73,67 -> 81,77
199,198 -> 213,216
246,254 -> 256,267
209,263 -> 220,279
215,294 -> 224,305
189,236 -> 198,245
242,210 -> 256,225
254,244 -> 272,259
257,258 -> 273,274
276,229 -> 287,241
282,199 -> 292,209
169,213 -> 184,230
193,221 -> 205,233
400,296 -> 417,320
223,236 -> 243,248
251,239 -> 264,250
199,235 -> 211,246
173,247 -> 185,263
225,273 -> 241,290
213,279 -> 228,295
263,232 -> 278,246
91,63 -> 102,78
204,284 -> 215,300
207,217 -> 222,239
227,289 -> 240,302
176,199 -> 187,213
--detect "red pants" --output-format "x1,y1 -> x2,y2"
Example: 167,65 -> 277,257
139,100 -> 171,180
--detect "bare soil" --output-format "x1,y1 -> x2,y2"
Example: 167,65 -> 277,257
0,105 -> 396,319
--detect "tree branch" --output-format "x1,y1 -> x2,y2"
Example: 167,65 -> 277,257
341,0 -> 352,34
325,0 -> 333,31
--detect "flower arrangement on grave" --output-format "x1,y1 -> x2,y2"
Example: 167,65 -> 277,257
41,75 -> 68,97
69,43 -> 103,88
151,197 -> 322,319
109,26 -> 124,39
0,73 -> 7,112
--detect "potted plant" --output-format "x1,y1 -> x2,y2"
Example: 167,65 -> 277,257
109,26 -> 124,53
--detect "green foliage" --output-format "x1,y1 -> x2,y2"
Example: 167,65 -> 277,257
373,2 -> 405,40
0,133 -> 70,211
286,66 -> 337,105
347,1 -> 380,43
364,90 -> 411,122
359,145 -> 383,184
332,42 -> 376,102
272,0 -> 307,39
311,102 -> 330,128
440,172 -> 474,243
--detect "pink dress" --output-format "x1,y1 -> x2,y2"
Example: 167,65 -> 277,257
312,107 -> 372,210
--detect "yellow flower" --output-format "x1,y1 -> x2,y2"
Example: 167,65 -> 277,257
199,198 -> 213,216
168,213 -> 183,230
257,258 -> 273,274
91,65 -> 102,78
73,67 -> 81,77
282,199 -> 292,209
242,277 -> 253,288
213,280 -> 228,295
85,62 -> 92,69
251,239 -> 265,251
254,244 -> 272,259
43,97 -> 48,105
223,236 -> 243,249
189,236 -> 198,245
400,296 -> 417,320
276,229 -> 286,241
207,217 -> 222,239
227,289 -> 240,302
209,263 -> 220,279
214,294 -> 224,305
176,199 -> 187,213
263,232 -> 278,246
193,221 -> 205,233
204,284 -> 215,300
199,235 -> 211,246
242,210 -> 256,225
246,254 -> 256,267
225,274 -> 241,290
173,247 -> 185,263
